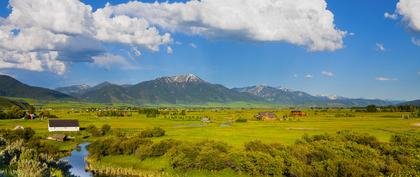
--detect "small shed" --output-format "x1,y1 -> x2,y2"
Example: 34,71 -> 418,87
255,112 -> 277,120
48,119 -> 80,132
291,110 -> 306,117
47,134 -> 66,142
201,117 -> 211,123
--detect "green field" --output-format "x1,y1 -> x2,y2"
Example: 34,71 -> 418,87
1,108 -> 419,176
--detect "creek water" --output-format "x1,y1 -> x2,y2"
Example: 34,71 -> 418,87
60,142 -> 93,177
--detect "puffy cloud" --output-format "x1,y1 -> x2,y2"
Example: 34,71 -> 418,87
0,50 -> 66,74
107,0 -> 346,51
321,71 -> 334,77
384,12 -> 398,20
8,0 -> 93,34
92,53 -> 131,69
92,5 -> 171,51
375,77 -> 397,81
305,74 -> 314,79
0,0 -> 347,74
397,0 -> 420,31
189,43 -> 197,48
376,43 -> 386,52
131,47 -> 142,57
412,37 -> 420,46
0,0 -> 172,74
167,46 -> 173,54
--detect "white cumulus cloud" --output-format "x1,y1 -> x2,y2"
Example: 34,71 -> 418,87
167,46 -> 173,54
92,53 -> 131,69
0,0 -> 347,74
106,0 -> 346,51
397,0 -> 420,32
189,43 -> 197,49
0,0 -> 172,74
412,37 -> 420,46
305,74 -> 314,79
384,12 -> 398,20
376,43 -> 386,52
375,77 -> 397,81
321,71 -> 334,77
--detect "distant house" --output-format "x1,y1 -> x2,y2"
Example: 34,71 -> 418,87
48,120 -> 80,132
291,110 -> 306,117
255,112 -> 277,120
47,134 -> 66,142
27,114 -> 36,120
201,117 -> 211,123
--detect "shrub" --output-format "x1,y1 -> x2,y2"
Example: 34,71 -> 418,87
139,127 -> 165,138
235,118 -> 248,123
136,139 -> 179,160
86,125 -> 103,136
366,105 -> 378,112
101,124 -> 111,134
234,151 -> 285,176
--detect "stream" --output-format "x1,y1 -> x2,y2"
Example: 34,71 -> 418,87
60,142 -> 93,177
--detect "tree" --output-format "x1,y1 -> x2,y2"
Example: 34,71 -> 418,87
101,124 -> 111,134
366,105 -> 378,112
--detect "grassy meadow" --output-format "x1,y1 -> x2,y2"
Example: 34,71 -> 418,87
1,107 -> 420,177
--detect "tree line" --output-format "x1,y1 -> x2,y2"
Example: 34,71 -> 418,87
88,129 -> 420,177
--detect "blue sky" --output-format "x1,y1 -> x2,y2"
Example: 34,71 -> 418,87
0,0 -> 419,100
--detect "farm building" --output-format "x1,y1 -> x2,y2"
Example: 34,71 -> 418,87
201,117 -> 211,123
48,119 -> 80,132
255,112 -> 277,120
291,110 -> 306,117
47,134 -> 66,142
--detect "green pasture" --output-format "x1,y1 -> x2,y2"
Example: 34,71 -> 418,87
1,108 -> 419,177
0,109 -> 419,146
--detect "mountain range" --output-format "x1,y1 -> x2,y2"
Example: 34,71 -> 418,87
0,74 -> 413,107
0,75 -> 73,100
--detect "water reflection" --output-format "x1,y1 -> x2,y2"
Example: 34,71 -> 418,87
61,142 -> 93,177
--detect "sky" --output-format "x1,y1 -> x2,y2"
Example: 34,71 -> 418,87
0,0 -> 419,101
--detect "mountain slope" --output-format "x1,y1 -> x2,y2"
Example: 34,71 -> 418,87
126,74 -> 264,104
233,85 -> 322,105
0,75 -> 73,100
79,74 -> 266,104
0,97 -> 32,110
56,84 -> 91,97
234,85 -> 394,107
81,83 -> 134,103
400,99 -> 420,106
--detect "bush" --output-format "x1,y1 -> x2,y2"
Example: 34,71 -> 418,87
86,125 -> 103,137
101,124 -> 111,134
366,105 -> 378,112
233,151 -> 285,176
138,108 -> 160,118
235,118 -> 248,123
0,106 -> 26,119
136,139 -> 180,160
97,110 -> 130,117
86,130 -> 420,177
139,127 -> 165,138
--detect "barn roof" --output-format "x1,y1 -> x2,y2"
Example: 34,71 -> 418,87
48,119 -> 79,127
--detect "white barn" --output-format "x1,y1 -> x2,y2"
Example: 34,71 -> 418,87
48,120 -> 80,132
